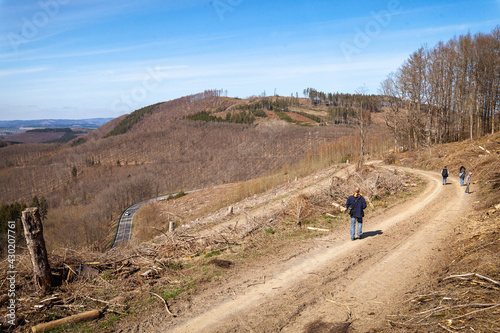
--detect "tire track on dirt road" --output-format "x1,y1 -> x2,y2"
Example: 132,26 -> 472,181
168,166 -> 471,332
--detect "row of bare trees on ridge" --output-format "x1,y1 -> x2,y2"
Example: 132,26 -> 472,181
381,26 -> 500,152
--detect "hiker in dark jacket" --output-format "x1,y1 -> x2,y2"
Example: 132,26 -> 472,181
441,166 -> 449,185
346,187 -> 367,241
459,166 -> 466,186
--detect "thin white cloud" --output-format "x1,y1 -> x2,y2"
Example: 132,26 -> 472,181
0,67 -> 46,77
387,20 -> 500,40
1,41 -> 163,63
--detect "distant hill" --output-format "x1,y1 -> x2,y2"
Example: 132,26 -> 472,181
0,118 -> 114,129
3,127 -> 91,144
0,118 -> 114,142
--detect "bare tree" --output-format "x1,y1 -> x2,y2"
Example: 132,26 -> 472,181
380,71 -> 405,152
354,85 -> 371,169
382,26 -> 500,146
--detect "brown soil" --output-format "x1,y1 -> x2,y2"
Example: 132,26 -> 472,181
119,164 -> 485,333
285,112 -> 316,123
264,110 -> 280,120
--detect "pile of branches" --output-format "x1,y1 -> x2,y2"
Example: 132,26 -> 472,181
0,245 -> 163,331
158,211 -> 280,259
320,166 -> 411,208
388,273 -> 499,332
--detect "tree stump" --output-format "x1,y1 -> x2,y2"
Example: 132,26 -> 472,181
21,207 -> 52,293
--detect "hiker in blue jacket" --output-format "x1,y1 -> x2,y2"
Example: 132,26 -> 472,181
346,187 -> 367,241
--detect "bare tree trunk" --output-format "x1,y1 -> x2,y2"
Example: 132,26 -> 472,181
21,207 -> 52,294
358,110 -> 365,169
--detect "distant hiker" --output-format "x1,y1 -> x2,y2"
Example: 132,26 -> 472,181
346,187 -> 367,241
459,166 -> 466,186
465,172 -> 472,194
441,166 -> 449,185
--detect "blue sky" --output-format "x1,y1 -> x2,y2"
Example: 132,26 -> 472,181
0,0 -> 498,120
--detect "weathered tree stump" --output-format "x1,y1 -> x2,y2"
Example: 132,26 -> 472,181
21,207 -> 52,293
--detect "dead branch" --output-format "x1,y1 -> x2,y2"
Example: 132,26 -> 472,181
84,296 -> 112,305
102,253 -> 157,266
437,323 -> 457,333
443,273 -> 499,285
416,303 -> 499,319
149,292 -> 175,317
64,263 -> 77,283
449,304 -> 499,321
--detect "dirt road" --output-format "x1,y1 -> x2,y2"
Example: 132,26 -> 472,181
157,166 -> 471,332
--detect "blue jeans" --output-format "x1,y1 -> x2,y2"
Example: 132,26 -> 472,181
460,178 -> 464,186
351,217 -> 363,239
443,177 -> 447,184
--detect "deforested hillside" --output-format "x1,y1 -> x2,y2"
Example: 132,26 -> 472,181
0,92 -> 390,251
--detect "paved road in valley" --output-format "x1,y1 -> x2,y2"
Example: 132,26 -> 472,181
111,201 -> 145,248
111,190 -> 198,248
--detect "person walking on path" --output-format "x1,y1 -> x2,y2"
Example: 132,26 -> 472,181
441,166 -> 449,185
459,166 -> 466,186
465,172 -> 472,194
346,187 -> 367,241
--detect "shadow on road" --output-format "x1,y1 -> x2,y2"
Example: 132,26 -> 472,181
362,230 -> 383,239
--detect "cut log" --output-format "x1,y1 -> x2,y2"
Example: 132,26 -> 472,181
332,202 -> 347,212
21,207 -> 52,293
31,310 -> 100,332
307,227 -> 330,232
